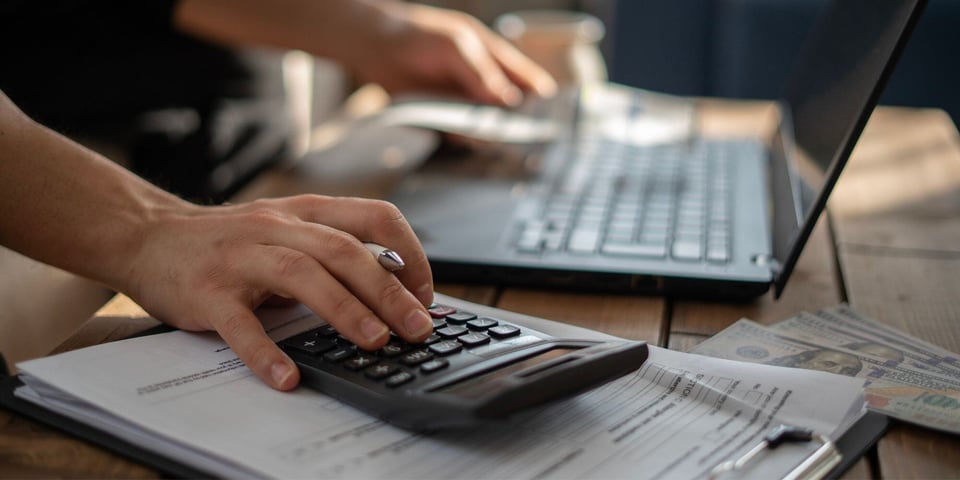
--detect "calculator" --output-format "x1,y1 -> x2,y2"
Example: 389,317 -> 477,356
278,303 -> 648,430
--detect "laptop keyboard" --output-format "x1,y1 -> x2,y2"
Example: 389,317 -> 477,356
513,137 -> 740,264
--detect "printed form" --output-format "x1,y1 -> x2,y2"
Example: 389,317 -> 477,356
15,295 -> 865,479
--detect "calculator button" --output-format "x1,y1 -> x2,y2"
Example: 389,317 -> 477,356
420,358 -> 449,373
458,332 -> 491,347
364,364 -> 399,380
446,312 -> 477,324
385,371 -> 415,388
488,325 -> 521,338
400,349 -> 434,366
436,325 -> 469,338
323,347 -> 355,363
429,340 -> 463,356
316,325 -> 339,337
428,304 -> 457,318
280,336 -> 336,355
343,355 -> 378,371
432,317 -> 448,329
467,317 -> 499,330
379,342 -> 408,358
422,334 -> 442,345
336,334 -> 355,346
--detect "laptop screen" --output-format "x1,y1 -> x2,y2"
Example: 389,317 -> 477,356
770,0 -> 927,297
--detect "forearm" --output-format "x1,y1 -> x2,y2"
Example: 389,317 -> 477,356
173,0 -> 403,71
0,91 -> 195,290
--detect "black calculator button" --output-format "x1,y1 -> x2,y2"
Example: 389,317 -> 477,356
466,317 -> 499,330
436,325 -> 468,338
336,334 -> 356,346
422,334 -> 442,345
488,325 -> 521,338
429,340 -> 463,356
428,304 -> 457,318
323,347 -> 355,363
280,336 -> 336,355
431,317 -> 448,329
379,342 -> 408,357
400,349 -> 434,366
385,371 -> 416,388
343,355 -> 378,371
316,325 -> 338,337
457,332 -> 491,347
445,312 -> 477,324
364,364 -> 399,380
420,358 -> 449,373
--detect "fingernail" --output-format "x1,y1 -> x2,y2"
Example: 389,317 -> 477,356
361,317 -> 389,344
271,362 -> 295,388
404,309 -> 433,338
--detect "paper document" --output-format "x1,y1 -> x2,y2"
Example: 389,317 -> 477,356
16,294 -> 864,479
691,305 -> 960,434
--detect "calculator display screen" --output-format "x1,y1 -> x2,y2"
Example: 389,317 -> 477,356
435,348 -> 581,398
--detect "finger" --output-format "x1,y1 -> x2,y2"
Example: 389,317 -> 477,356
253,196 -> 434,307
212,304 -> 300,391
443,31 -> 524,106
483,32 -> 558,98
250,232 -> 433,345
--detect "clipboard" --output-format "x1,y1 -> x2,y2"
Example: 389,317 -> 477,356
1,343 -> 889,480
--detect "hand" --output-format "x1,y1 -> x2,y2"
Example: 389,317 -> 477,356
120,195 -> 434,391
355,2 -> 557,106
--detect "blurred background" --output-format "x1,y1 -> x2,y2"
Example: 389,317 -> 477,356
422,0 -> 959,123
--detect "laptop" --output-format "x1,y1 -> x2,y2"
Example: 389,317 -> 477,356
387,0 -> 927,300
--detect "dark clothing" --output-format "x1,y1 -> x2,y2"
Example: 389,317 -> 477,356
0,0 -> 293,203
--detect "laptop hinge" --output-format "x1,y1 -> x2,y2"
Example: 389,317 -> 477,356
752,254 -> 782,275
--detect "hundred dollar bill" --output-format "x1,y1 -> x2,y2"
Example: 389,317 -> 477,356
690,319 -> 960,433
768,312 -> 960,380
817,305 -> 960,368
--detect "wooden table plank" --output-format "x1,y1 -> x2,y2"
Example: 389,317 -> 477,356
829,107 -> 960,479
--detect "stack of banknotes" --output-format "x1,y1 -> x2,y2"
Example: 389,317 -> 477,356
691,305 -> 960,434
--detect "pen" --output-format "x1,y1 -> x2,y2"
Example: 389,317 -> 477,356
364,242 -> 405,272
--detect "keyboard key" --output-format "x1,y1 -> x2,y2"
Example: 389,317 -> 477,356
602,243 -> 667,258
428,304 -> 457,318
672,241 -> 702,261
488,325 -> 521,339
429,340 -> 463,356
343,355 -> 378,371
437,325 -> 469,338
568,229 -> 601,254
385,371 -> 415,388
420,358 -> 449,373
316,325 -> 339,337
467,317 -> 499,330
324,347 -> 355,363
400,349 -> 434,366
379,342 -> 408,358
707,245 -> 730,263
280,335 -> 336,355
458,332 -> 491,347
364,364 -> 399,380
445,312 -> 477,324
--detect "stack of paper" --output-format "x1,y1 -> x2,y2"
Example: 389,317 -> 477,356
15,294 -> 866,479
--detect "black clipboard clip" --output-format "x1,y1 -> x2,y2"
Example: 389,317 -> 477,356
709,424 -> 842,480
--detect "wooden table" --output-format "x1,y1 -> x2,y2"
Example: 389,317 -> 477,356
2,101 -> 959,478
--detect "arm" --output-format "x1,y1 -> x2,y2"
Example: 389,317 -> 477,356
172,0 -> 556,105
0,90 -> 434,390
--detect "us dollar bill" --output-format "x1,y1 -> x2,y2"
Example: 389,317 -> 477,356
767,312 -> 960,380
690,318 -> 960,433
